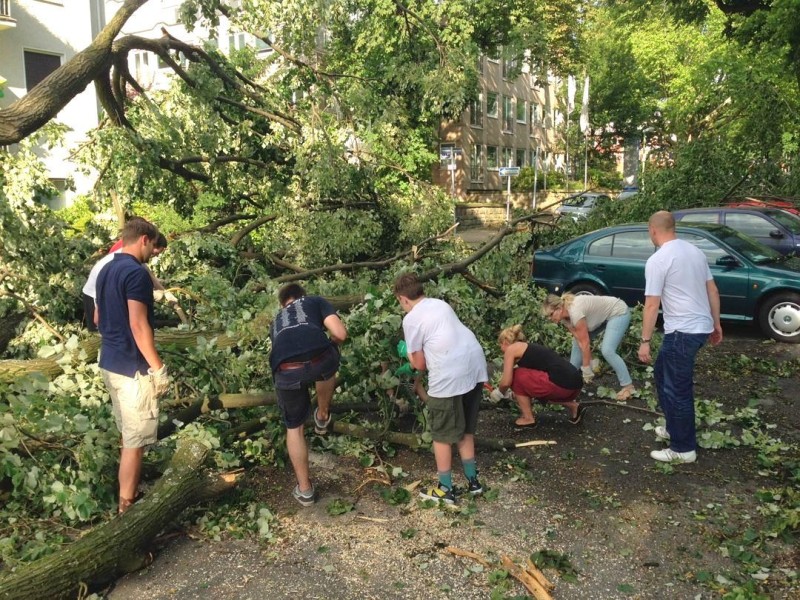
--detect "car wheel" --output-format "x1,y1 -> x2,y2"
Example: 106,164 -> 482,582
758,293 -> 800,343
567,282 -> 603,296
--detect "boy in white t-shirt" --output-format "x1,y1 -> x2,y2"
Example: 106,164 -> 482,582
393,273 -> 488,504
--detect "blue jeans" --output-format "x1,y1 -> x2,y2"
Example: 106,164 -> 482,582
654,331 -> 708,453
569,309 -> 633,387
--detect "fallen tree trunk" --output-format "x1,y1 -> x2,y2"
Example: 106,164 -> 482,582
0,330 -> 238,383
331,421 -> 424,449
0,439 -> 240,600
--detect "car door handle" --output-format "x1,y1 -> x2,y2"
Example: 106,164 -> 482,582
592,265 -> 606,272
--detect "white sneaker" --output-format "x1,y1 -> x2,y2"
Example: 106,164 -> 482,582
655,426 -> 670,441
650,448 -> 696,463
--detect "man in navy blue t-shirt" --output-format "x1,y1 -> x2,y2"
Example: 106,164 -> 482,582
270,283 -> 347,506
96,218 -> 171,514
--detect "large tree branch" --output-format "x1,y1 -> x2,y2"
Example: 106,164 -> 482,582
194,214 -> 256,234
271,223 -> 459,283
0,0 -> 150,145
110,34 -> 300,133
230,215 -> 277,248
419,213 -> 553,282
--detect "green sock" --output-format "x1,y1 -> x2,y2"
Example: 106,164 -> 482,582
438,471 -> 453,490
462,459 -> 477,480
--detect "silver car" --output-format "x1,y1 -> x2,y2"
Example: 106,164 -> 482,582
555,192 -> 612,221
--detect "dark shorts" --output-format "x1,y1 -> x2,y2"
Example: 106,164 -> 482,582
273,345 -> 340,429
426,383 -> 482,444
82,293 -> 98,332
511,368 -> 581,404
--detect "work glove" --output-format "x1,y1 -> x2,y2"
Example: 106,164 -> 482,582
489,388 -> 505,404
590,358 -> 601,374
148,364 -> 171,398
581,365 -> 594,384
154,290 -> 179,303
395,362 -> 420,378
396,340 -> 408,358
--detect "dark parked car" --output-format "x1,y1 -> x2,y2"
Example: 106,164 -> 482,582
532,222 -> 800,343
725,197 -> 800,216
674,207 -> 800,256
555,192 -> 612,221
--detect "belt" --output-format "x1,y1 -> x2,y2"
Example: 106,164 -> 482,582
278,349 -> 330,371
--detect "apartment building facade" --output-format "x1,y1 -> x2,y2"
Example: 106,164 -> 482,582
434,56 -> 563,201
0,0 -> 104,207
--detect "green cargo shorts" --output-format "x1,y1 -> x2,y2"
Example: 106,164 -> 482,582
426,383 -> 482,444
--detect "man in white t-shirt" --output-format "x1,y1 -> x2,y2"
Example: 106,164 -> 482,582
638,211 -> 723,464
394,273 -> 488,505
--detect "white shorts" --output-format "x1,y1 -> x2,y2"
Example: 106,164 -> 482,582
101,368 -> 159,448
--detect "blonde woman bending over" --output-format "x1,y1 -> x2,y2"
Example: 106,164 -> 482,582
542,293 -> 635,400
497,326 -> 585,427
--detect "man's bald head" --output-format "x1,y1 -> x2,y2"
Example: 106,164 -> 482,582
649,211 -> 675,232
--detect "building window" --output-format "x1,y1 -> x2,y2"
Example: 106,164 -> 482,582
469,94 -> 483,128
486,93 -> 498,118
501,147 -> 514,167
516,149 -> 526,167
470,144 -> 483,182
132,51 -> 151,80
502,96 -> 514,131
477,55 -> 484,76
23,50 -> 61,92
516,99 -> 526,123
502,57 -> 518,80
530,103 -> 542,126
487,146 -> 499,170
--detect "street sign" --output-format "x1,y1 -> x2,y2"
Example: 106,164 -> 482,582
446,163 -> 456,171
499,166 -> 521,177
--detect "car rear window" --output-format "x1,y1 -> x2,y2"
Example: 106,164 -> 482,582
587,231 -> 653,260
677,212 -> 718,224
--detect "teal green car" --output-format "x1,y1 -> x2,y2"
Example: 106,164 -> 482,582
532,222 -> 800,343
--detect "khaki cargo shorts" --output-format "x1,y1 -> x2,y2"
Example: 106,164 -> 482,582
426,383 -> 482,444
101,368 -> 159,448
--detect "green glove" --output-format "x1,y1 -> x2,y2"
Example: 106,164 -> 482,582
396,340 -> 408,358
394,362 -> 415,377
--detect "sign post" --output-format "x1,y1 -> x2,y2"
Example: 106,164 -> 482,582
498,166 -> 521,222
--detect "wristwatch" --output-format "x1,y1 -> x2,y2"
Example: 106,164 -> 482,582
640,338 -> 651,343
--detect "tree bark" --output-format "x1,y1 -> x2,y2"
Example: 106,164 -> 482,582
0,439 -> 239,600
0,0 -> 150,146
0,330 -> 238,383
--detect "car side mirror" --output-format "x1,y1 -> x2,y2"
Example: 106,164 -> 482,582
769,229 -> 784,239
716,255 -> 740,268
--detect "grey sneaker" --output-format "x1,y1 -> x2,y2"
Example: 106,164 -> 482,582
293,484 -> 316,506
650,448 -> 696,463
655,425 -> 670,441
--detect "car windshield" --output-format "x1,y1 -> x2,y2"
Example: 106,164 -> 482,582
714,228 -> 783,263
563,195 -> 591,207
